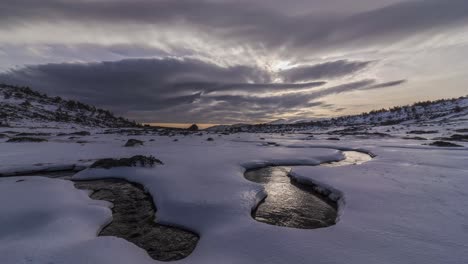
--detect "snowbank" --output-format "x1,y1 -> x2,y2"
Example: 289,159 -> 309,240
0,132 -> 467,264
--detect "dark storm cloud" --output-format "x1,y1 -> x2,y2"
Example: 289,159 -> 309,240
0,0 -> 279,28
1,0 -> 468,54
280,60 -> 372,82
0,57 -> 405,123
0,58 -> 322,112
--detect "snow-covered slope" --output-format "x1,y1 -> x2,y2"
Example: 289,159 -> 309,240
209,96 -> 468,133
334,96 -> 468,126
0,84 -> 137,128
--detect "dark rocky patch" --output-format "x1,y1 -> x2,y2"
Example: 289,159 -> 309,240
73,179 -> 198,261
206,137 -> 214,141
408,130 -> 439,134
402,136 -> 427,140
16,132 -> 51,136
327,126 -> 365,135
434,134 -> 468,142
326,127 -> 391,138
454,128 -> 468,133
448,134 -> 468,142
327,137 -> 340,141
428,141 -> 463,147
58,131 -> 91,136
352,132 -> 393,139
124,139 -> 144,147
72,131 -> 91,136
1,131 -> 19,134
90,155 -> 162,169
260,141 -> 280,147
6,137 -> 48,143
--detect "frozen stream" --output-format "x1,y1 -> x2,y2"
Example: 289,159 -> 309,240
244,151 -> 372,229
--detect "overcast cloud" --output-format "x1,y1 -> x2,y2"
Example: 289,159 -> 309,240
0,0 -> 466,123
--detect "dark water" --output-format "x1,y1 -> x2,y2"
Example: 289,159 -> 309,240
74,179 -> 199,261
244,151 -> 372,229
11,170 -> 199,261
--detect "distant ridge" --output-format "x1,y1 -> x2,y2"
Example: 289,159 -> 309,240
208,96 -> 468,133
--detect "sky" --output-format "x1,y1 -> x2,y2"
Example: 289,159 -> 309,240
0,0 -> 467,124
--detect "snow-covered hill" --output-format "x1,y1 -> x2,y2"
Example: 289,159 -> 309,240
209,96 -> 468,133
0,84 -> 138,128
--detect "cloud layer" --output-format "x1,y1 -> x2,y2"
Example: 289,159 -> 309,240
280,60 -> 372,82
0,0 -> 467,123
0,58 -> 406,123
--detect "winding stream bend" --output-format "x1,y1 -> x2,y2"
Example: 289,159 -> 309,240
13,168 -> 200,262
73,179 -> 199,261
244,151 -> 372,229
10,150 -> 371,259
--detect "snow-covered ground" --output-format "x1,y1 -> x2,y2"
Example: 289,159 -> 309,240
0,125 -> 467,264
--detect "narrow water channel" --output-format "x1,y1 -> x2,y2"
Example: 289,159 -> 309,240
11,170 -> 200,261
73,179 -> 199,261
244,151 -> 372,229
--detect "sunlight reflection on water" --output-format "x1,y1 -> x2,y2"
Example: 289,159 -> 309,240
245,151 -> 372,229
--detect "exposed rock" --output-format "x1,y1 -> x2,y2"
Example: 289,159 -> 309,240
16,132 -> 51,136
402,136 -> 427,140
206,137 -> 214,141
7,137 -> 48,143
58,131 -> 91,136
263,142 -> 280,147
434,134 -> 468,142
90,155 -> 162,169
428,141 -> 463,147
124,139 -> 144,147
408,130 -> 439,134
